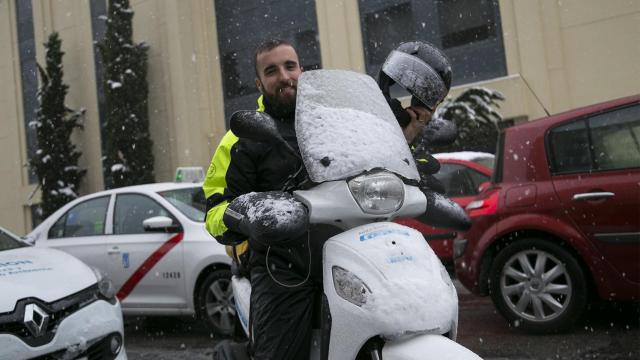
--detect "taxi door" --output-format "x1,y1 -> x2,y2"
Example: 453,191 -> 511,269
105,193 -> 187,310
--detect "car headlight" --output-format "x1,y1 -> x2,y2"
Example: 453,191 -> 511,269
348,171 -> 405,214
332,266 -> 371,307
92,267 -> 117,303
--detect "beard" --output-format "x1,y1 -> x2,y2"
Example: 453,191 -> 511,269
262,84 -> 297,120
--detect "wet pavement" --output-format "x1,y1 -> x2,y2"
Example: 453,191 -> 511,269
124,281 -> 640,360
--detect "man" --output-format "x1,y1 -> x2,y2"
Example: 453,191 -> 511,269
204,39 -> 435,359
203,41 -> 432,266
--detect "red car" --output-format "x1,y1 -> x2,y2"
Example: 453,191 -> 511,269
454,95 -> 640,333
396,152 -> 494,266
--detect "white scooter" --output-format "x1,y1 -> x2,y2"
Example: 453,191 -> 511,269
224,70 -> 482,360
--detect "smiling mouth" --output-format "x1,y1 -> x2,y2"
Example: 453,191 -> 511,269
278,86 -> 296,94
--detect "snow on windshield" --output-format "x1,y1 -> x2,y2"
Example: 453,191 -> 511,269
296,70 -> 419,182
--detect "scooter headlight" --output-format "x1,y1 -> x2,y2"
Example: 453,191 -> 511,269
348,171 -> 404,215
332,266 -> 371,307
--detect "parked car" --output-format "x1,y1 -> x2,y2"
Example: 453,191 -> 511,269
0,226 -> 126,359
454,95 -> 640,333
26,182 -> 234,336
395,152 -> 494,265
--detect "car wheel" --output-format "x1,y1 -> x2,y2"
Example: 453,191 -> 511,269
197,269 -> 236,336
489,238 -> 587,333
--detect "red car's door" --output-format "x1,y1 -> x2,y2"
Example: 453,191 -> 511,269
549,103 -> 640,283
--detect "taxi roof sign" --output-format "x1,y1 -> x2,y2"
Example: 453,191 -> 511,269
175,167 -> 205,183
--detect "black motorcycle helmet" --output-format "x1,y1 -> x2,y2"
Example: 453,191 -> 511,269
379,41 -> 452,112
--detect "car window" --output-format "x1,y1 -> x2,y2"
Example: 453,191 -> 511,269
549,120 -> 592,173
158,187 -> 206,222
589,104 -> 640,171
473,157 -> 495,170
0,230 -> 26,251
113,194 -> 173,235
549,104 -> 640,174
48,196 -> 109,239
433,163 -> 475,197
466,168 -> 491,192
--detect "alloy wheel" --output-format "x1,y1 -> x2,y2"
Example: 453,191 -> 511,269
500,249 -> 572,322
205,277 -> 236,333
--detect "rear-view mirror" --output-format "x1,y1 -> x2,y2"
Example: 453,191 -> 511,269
229,110 -> 299,158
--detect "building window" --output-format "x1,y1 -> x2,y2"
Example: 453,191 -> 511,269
358,0 -> 506,86
16,0 -> 38,184
214,0 -> 322,123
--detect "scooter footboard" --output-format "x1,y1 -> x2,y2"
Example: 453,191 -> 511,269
382,334 -> 482,360
231,276 -> 251,335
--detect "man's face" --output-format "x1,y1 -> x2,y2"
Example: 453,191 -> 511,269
255,45 -> 302,108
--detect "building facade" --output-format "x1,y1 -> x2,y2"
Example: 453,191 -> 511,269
1,0 -> 638,234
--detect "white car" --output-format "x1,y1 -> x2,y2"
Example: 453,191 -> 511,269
26,182 -> 234,335
0,226 -> 126,359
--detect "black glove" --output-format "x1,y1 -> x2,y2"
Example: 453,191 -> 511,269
223,192 -> 309,247
414,153 -> 446,195
421,191 -> 471,231
387,97 -> 411,128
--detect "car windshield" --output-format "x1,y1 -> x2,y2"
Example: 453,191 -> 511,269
0,229 -> 27,251
158,187 -> 206,222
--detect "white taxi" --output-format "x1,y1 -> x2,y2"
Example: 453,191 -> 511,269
26,182 -> 234,336
0,226 -> 126,359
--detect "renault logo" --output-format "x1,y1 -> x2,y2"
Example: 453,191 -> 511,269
23,303 -> 49,337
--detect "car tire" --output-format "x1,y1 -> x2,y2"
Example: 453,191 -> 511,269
489,238 -> 587,334
196,269 -> 236,337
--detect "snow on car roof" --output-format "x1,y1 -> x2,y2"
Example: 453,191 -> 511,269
432,151 -> 495,162
100,181 -> 203,195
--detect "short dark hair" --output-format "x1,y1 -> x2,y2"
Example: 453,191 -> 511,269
254,38 -> 295,77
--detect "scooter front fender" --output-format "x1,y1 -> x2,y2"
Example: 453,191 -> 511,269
382,334 -> 482,360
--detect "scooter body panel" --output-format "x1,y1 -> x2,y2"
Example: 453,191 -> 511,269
231,276 -> 251,335
382,333 -> 482,360
294,181 -> 426,229
323,222 -> 458,359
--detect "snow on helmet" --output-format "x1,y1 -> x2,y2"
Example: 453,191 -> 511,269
379,41 -> 452,111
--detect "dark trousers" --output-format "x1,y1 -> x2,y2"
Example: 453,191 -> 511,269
248,234 -> 322,360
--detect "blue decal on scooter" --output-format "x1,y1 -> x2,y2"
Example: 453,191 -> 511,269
122,253 -> 130,269
359,228 -> 411,241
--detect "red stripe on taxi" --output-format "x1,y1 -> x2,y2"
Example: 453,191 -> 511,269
116,233 -> 184,301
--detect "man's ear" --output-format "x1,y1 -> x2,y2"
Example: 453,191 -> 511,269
255,78 -> 263,93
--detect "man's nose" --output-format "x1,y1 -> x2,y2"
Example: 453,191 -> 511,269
277,67 -> 291,82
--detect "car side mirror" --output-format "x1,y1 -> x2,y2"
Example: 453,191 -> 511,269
143,216 -> 181,233
478,181 -> 491,193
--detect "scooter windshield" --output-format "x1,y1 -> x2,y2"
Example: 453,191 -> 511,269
295,70 -> 420,183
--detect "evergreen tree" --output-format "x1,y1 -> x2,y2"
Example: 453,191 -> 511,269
29,32 -> 86,219
98,0 -> 154,187
429,87 -> 505,154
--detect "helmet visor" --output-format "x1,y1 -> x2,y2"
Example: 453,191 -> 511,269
381,50 -> 448,111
